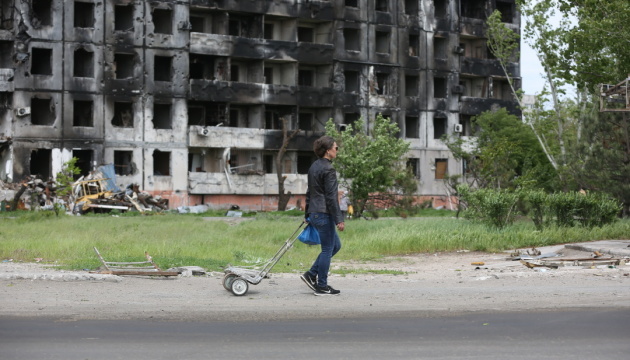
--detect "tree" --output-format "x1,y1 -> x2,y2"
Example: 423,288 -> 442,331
276,117 -> 300,211
325,114 -> 413,217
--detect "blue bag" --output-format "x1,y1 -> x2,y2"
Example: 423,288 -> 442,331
298,220 -> 320,245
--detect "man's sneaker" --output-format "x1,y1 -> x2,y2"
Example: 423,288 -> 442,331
314,285 -> 341,296
300,272 -> 317,291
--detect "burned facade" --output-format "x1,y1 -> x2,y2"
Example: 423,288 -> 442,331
0,0 -> 520,210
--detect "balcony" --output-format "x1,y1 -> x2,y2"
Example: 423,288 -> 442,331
189,125 -> 266,149
188,171 -> 308,195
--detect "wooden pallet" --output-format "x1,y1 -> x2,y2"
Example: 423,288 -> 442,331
93,247 -> 179,276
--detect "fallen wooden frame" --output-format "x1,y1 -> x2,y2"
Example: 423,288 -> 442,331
93,247 -> 179,277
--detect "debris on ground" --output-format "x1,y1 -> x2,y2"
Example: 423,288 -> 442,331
92,247 -> 179,277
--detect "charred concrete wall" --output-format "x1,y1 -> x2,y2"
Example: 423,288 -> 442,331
0,0 -> 520,210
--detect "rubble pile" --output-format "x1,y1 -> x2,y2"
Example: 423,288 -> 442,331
0,165 -> 168,214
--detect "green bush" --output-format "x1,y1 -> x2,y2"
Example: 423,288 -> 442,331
458,185 -> 520,229
522,189 -> 547,231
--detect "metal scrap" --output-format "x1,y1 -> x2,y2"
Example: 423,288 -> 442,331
92,247 -> 179,277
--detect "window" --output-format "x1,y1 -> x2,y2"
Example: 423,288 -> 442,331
30,149 -> 52,179
297,154 -> 314,174
74,1 -> 94,28
154,56 -> 172,82
114,151 -> 134,176
31,48 -> 52,75
0,41 -> 13,67
190,54 -> 227,81
265,106 -> 295,130
375,0 -> 388,12
264,67 -> 273,84
114,5 -> 134,31
72,150 -> 93,178
408,34 -> 419,57
405,116 -> 419,138
435,159 -> 448,180
299,112 -> 313,131
297,26 -> 313,42
405,75 -> 418,97
406,158 -> 419,178
345,0 -> 358,7
434,77 -> 447,98
405,0 -> 418,15
73,48 -> 94,78
263,154 -> 274,174
434,37 -> 448,59
152,8 -> 172,34
30,98 -> 55,125
298,69 -> 314,87
434,0 -> 447,18
344,28 -> 361,51
32,0 -> 52,26
496,1 -> 514,23
112,101 -> 134,128
375,31 -> 390,54
73,100 -> 94,127
153,150 -> 171,176
374,72 -> 389,95
114,53 -> 135,79
433,116 -> 446,139
263,23 -> 274,40
344,71 -> 359,93
153,103 -> 172,129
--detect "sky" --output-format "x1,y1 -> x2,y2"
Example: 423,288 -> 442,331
520,40 -> 545,96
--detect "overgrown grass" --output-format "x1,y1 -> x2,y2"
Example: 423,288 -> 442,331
0,214 -> 628,273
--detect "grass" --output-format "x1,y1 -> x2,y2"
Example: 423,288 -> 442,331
0,212 -> 628,273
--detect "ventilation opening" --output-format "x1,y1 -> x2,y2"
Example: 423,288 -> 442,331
154,56 -> 172,82
405,0 -> 418,15
73,150 -> 93,178
298,112 -> 313,131
0,41 -> 13,67
434,77 -> 447,98
114,4 -> 134,31
114,53 -> 135,79
31,48 -> 52,75
344,70 -> 359,93
297,26 -> 313,42
405,116 -> 419,138
433,116 -> 446,139
74,1 -> 95,28
408,34 -> 419,57
435,158 -> 448,179
152,8 -> 172,34
73,100 -> 94,127
73,48 -> 94,78
32,0 -> 53,27
31,98 -> 56,125
405,75 -> 418,96
297,153 -> 313,174
153,103 -> 172,129
406,158 -> 419,178
375,31 -> 390,54
344,28 -> 361,51
153,150 -> 171,176
114,150 -> 134,176
112,101 -> 134,127
30,149 -> 52,179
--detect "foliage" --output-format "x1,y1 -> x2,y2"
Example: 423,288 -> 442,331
444,108 -> 556,191
55,157 -> 80,199
546,191 -> 621,228
457,185 -> 520,229
522,189 -> 547,231
325,114 -> 413,217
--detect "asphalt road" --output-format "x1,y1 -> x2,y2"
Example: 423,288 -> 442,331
2,309 -> 628,360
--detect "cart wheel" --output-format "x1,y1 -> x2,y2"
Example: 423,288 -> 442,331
222,274 -> 238,291
231,278 -> 249,296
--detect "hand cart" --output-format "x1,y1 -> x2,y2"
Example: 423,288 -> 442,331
223,221 -> 306,296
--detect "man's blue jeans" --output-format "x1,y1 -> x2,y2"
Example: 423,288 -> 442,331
308,212 -> 341,288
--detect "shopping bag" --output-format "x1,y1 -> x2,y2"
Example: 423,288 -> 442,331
298,221 -> 320,245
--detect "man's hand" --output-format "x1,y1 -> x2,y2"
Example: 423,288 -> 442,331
337,222 -> 345,232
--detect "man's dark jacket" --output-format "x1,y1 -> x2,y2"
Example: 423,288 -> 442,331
305,158 -> 343,225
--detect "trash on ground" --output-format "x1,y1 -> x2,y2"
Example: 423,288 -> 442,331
92,247 -> 179,277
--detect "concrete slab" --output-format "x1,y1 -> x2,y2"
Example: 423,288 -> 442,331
565,240 -> 630,258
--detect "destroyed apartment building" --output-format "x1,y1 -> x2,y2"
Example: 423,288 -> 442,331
0,0 -> 521,211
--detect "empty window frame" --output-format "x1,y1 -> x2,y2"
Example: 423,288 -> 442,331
408,34 -> 419,57
152,8 -> 172,35
263,154 -> 274,174
433,116 -> 446,139
187,101 -> 226,127
406,158 -> 419,178
434,76 -> 447,98
112,101 -> 134,127
435,158 -> 448,179
73,100 -> 94,127
74,1 -> 94,28
405,116 -> 419,138
374,72 -> 390,95
493,79 -> 513,100
153,103 -> 172,129
73,48 -> 94,78
0,41 -> 13,67
297,153 -> 314,174
31,48 -> 52,75
73,150 -> 93,178
297,26 -> 313,42
114,4 -> 134,31
265,106 -> 295,130
434,37 -> 448,59
114,150 -> 134,176
32,0 -> 53,27
345,0 -> 358,8
298,68 -> 314,87
154,56 -> 172,82
343,113 -> 360,131
344,70 -> 359,93
459,114 -> 476,136
190,54 -> 227,81
405,75 -> 419,97
228,105 -> 253,128
153,150 -> 171,176
30,149 -> 52,179
263,62 -> 295,86
496,1 -> 514,23
30,98 -> 55,125
405,0 -> 418,15
298,112 -> 313,131
461,0 -> 485,19
434,0 -> 447,18
114,53 -> 135,79
375,0 -> 388,12
375,31 -> 390,54
228,14 -> 261,38
344,28 -> 361,51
